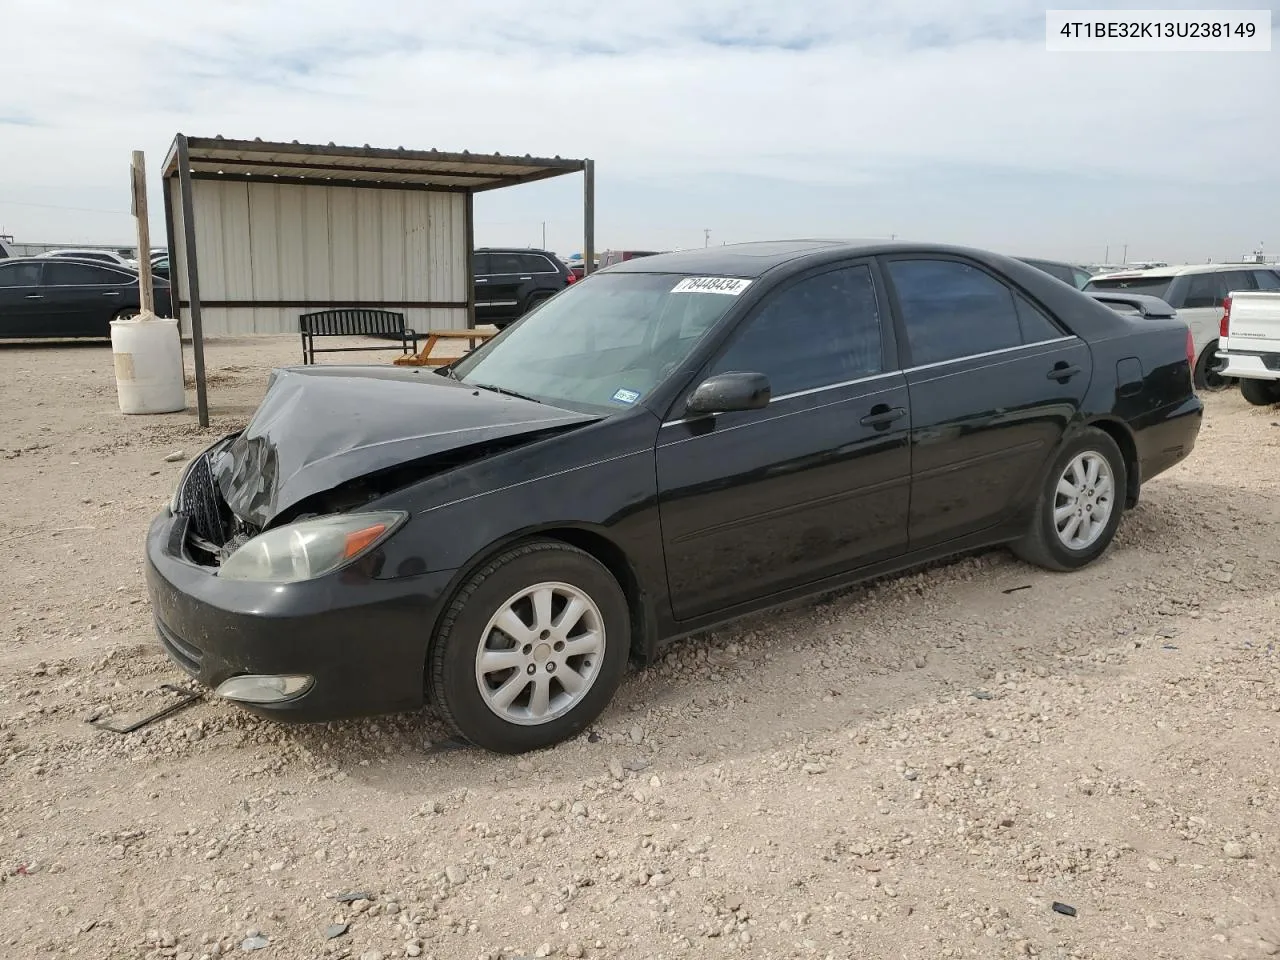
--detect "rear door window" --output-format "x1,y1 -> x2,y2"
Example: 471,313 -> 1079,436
43,262 -> 132,286
886,259 -> 1023,366
1182,273 -> 1230,309
488,253 -> 525,275
471,253 -> 491,276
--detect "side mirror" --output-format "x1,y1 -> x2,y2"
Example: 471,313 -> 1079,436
685,371 -> 771,417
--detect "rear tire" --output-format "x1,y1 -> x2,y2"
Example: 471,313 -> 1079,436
112,308 -> 139,322
1240,379 -> 1280,406
1193,342 -> 1231,391
1012,427 -> 1127,572
428,540 -> 630,754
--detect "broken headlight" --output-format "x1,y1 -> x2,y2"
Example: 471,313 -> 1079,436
217,511 -> 407,584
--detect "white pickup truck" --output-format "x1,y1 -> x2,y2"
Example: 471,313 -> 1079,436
1218,291 -> 1280,405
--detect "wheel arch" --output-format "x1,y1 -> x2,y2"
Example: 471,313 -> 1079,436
425,524 -> 660,685
1081,416 -> 1140,508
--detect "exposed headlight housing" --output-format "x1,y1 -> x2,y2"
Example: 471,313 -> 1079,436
218,511 -> 406,583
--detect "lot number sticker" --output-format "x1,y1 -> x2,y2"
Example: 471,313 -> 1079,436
672,277 -> 752,295
611,388 -> 641,405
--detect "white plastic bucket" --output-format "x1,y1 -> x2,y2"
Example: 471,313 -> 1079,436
110,316 -> 186,414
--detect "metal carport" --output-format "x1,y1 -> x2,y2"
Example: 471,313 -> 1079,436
160,134 -> 594,426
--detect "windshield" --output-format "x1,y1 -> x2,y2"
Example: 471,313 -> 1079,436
1084,275 -> 1174,299
449,272 -> 746,414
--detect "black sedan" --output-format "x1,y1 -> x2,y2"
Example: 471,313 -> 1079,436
146,240 -> 1202,753
0,257 -> 172,338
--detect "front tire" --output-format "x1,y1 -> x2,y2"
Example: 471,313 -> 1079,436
1012,427 -> 1127,572
1240,379 -> 1280,406
428,540 -> 630,753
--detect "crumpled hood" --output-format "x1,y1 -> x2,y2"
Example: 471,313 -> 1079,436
213,365 -> 598,527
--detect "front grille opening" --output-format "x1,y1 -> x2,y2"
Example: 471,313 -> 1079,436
173,452 -> 253,565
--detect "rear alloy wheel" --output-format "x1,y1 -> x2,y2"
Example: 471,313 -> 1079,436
1240,379 -> 1280,406
429,540 -> 629,753
1012,427 -> 1127,572
112,308 -> 140,322
1193,342 -> 1231,391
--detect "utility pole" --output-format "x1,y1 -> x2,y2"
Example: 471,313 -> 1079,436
1104,244 -> 1109,264
1122,243 -> 1128,264
541,221 -> 546,249
131,151 -> 154,317
704,229 -> 710,248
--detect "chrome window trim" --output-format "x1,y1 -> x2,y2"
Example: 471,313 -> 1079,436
659,337 -> 1080,428
902,336 -> 1076,374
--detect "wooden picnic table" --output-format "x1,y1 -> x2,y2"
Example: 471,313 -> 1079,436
393,329 -> 497,367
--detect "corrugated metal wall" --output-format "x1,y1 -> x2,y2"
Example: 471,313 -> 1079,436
170,179 -> 468,338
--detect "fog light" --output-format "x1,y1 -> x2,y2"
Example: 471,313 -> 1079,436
215,674 -> 313,704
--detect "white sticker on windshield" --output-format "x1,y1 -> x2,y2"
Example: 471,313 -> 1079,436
671,276 -> 752,296
611,388 -> 641,405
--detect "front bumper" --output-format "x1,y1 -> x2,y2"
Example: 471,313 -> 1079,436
1217,351 -> 1280,382
144,509 -> 457,722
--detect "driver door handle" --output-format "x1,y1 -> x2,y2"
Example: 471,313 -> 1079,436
1048,362 -> 1081,382
860,404 -> 907,429
24,294 -> 44,299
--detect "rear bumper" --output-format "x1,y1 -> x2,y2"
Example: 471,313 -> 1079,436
1217,351 -> 1280,381
144,509 -> 457,722
1134,395 -> 1202,486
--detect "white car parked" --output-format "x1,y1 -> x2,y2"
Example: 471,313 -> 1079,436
1084,263 -> 1280,390
37,248 -> 138,269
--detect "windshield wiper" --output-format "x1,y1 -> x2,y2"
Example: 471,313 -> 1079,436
469,382 -> 543,404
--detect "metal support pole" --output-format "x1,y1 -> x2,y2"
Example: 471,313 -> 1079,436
583,159 -> 595,277
465,191 -> 476,330
176,135 -> 209,427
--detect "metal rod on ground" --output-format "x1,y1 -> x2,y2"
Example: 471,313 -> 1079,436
583,159 -> 594,277
176,135 -> 209,427
131,151 -> 154,317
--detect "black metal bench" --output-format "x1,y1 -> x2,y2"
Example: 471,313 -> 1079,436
298,308 -> 419,364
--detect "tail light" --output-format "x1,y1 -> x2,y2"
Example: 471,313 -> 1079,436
1220,295 -> 1231,338
565,272 -> 576,284
1186,328 -> 1195,373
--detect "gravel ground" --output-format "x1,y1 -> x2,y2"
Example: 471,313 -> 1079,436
1,335 -> 1279,960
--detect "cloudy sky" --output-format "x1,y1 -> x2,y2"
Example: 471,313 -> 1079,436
1,0 -> 1276,264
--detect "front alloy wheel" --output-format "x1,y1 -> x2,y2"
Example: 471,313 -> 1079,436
429,540 -> 629,753
475,582 -> 606,725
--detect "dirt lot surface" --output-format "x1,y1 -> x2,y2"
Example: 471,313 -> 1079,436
2,335 -> 1279,960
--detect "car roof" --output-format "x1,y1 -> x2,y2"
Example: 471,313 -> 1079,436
1017,256 -> 1087,270
603,239 -> 1027,278
475,247 -> 559,256
1,255 -> 137,272
1089,262 -> 1271,281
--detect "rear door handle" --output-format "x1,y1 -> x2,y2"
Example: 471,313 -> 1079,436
102,291 -> 121,297
860,405 -> 907,429
24,294 -> 43,299
519,276 -> 533,280
1048,363 -> 1082,382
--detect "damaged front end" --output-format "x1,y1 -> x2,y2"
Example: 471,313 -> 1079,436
169,366 -> 600,570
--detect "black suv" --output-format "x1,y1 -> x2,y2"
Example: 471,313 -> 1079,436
474,248 -> 573,329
